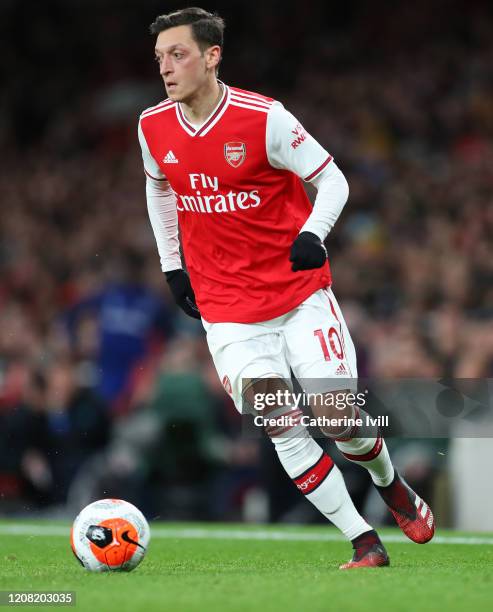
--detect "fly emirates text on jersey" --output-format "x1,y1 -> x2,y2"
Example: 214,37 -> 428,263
176,173 -> 261,214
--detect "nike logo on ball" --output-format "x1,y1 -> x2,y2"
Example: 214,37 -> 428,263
121,530 -> 145,549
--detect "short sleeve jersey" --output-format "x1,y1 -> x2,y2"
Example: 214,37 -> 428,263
139,84 -> 333,324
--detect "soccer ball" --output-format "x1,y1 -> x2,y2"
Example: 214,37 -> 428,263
70,499 -> 150,572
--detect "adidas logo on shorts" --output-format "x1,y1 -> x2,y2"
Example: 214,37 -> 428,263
335,363 -> 348,375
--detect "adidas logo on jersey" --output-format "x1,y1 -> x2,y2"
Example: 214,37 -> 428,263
163,150 -> 179,164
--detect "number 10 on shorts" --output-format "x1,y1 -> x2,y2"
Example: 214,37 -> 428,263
314,328 -> 344,361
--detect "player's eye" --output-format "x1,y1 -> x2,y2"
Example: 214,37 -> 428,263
174,52 -> 183,59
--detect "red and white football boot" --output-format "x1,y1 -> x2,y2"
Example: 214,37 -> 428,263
376,471 -> 435,544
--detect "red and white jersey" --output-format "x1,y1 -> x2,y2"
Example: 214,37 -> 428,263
138,83 -> 333,324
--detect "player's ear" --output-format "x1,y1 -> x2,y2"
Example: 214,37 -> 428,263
205,45 -> 221,71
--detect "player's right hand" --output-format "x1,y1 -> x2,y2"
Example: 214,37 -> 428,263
165,269 -> 201,319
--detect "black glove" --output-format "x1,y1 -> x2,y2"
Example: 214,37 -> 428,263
289,231 -> 327,271
165,269 -> 201,319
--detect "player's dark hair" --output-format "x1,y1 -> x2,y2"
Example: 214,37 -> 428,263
149,7 -> 225,55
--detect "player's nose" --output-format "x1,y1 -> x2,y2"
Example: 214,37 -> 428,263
160,56 -> 173,76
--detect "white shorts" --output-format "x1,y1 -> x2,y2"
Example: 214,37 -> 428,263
202,288 -> 358,413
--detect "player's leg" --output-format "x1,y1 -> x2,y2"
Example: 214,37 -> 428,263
203,318 -> 386,567
248,377 -> 376,541
282,287 -> 395,485
203,320 -> 328,500
268,383 -> 389,568
283,287 -> 434,549
322,288 -> 434,543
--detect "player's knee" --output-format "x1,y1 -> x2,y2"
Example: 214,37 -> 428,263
308,390 -> 359,439
241,374 -> 291,415
242,375 -> 304,439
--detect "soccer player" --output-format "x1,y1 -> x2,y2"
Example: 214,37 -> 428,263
138,7 -> 435,568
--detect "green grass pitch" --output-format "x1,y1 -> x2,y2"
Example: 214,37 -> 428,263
0,522 -> 492,612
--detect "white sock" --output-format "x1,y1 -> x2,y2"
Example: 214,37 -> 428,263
336,435 -> 395,487
272,429 -> 372,540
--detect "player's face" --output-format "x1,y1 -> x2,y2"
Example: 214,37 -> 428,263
154,25 -> 217,102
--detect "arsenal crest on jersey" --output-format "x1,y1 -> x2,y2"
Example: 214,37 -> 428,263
224,142 -> 246,168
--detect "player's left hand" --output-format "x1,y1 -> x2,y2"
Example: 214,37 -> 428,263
289,231 -> 327,271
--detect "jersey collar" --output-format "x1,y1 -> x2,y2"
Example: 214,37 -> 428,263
176,82 -> 230,138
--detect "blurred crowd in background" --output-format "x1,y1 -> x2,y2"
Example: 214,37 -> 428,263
0,0 -> 492,526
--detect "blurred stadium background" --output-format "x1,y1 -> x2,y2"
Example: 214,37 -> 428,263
0,0 -> 492,530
